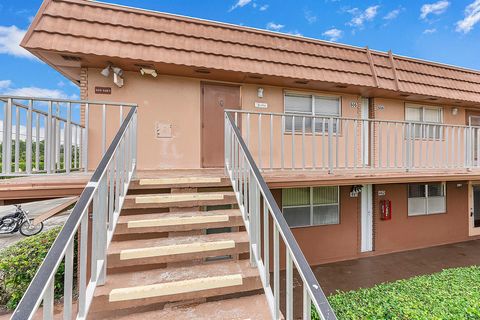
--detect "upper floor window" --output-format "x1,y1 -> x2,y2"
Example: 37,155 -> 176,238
284,93 -> 341,133
405,104 -> 443,139
282,186 -> 339,227
408,183 -> 446,216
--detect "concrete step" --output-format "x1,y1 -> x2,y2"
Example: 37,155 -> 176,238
107,231 -> 249,270
115,209 -> 243,236
123,191 -> 237,209
90,260 -> 262,314
108,294 -> 271,320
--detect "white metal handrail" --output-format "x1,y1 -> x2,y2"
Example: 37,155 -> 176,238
11,106 -> 137,320
225,112 -> 337,320
228,109 -> 480,173
0,95 -> 136,176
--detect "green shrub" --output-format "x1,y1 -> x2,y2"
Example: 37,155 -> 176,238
313,266 -> 480,320
0,227 -> 74,310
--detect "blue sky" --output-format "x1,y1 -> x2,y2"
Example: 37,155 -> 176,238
0,0 -> 479,100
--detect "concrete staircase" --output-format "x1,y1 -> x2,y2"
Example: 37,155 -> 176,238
88,174 -> 270,319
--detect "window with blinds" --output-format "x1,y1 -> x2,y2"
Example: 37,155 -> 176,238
284,93 -> 340,133
282,186 -> 340,227
408,183 -> 446,216
405,104 -> 443,139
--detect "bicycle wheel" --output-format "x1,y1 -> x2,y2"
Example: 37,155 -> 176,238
19,220 -> 44,236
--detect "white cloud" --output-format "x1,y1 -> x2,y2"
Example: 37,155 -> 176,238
305,10 -> 318,24
0,80 -> 12,89
348,6 -> 380,28
259,4 -> 269,11
456,0 -> 480,33
229,0 -> 252,11
323,28 -> 343,41
266,22 -> 285,31
423,28 -> 437,34
420,1 -> 450,19
287,30 -> 303,37
384,8 -> 402,20
0,25 -> 34,59
0,80 -> 78,100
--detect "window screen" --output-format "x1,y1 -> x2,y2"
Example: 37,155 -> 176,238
282,187 -> 339,227
405,104 -> 442,139
408,183 -> 446,216
285,93 -> 340,133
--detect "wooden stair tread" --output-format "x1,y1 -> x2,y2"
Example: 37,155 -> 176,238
124,192 -> 237,209
118,209 -> 241,225
95,260 -> 258,297
111,294 -> 271,320
108,231 -> 248,254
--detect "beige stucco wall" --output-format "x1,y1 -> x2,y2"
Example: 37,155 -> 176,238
84,70 -> 476,171
86,70 -> 202,170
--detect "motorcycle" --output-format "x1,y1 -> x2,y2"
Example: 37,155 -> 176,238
0,204 -> 44,236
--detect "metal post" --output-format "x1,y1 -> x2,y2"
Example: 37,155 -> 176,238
14,107 -> 20,173
26,100 -> 33,174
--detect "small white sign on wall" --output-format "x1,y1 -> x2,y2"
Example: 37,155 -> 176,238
155,122 -> 172,139
255,102 -> 268,109
378,190 -> 386,196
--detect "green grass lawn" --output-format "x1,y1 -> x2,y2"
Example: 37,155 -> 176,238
313,266 -> 480,320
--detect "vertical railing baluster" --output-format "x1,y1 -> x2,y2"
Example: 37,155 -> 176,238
322,119 -> 326,169
433,124 -> 437,168
328,117 -> 333,173
335,118 -> 339,169
286,251 -> 293,320
303,287 -> 312,320
63,240 -> 74,320
270,114 -> 273,169
378,121 -> 382,169
66,102 -> 72,173
26,100 -> 33,174
263,199 -> 270,287
14,106 -> 20,173
102,103 -> 106,155
84,103 -> 89,172
302,116 -> 305,169
273,224 -> 280,320
292,116 -> 295,169
425,125 -> 430,168
446,126 -> 450,168
78,211 -> 88,317
35,113 -> 40,172
394,123 -> 398,168
247,113 -> 250,149
2,98 -> 12,174
43,279 -> 54,319
312,115 -> 316,169
344,119 -> 349,169
386,122 -> 391,168
281,115 -> 285,169
258,114 -> 262,170
353,119 -> 358,169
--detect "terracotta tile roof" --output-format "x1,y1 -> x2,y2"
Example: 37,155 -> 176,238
22,0 -> 480,103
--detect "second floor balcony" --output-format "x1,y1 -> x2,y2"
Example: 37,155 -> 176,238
227,110 -> 480,178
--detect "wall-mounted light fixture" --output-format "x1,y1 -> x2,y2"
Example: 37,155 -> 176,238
451,107 -> 459,116
257,87 -> 264,98
140,68 -> 158,78
100,63 -> 124,88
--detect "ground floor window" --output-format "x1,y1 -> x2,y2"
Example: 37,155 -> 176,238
408,183 -> 446,216
282,186 -> 339,227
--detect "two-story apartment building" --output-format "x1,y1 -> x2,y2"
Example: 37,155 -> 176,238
6,0 -> 480,319
20,0 -> 480,267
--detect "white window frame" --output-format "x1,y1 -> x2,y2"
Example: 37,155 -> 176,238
407,183 -> 446,216
282,186 -> 340,227
283,91 -> 341,134
405,103 -> 443,140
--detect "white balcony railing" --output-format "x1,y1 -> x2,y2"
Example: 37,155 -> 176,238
228,110 -> 480,173
0,95 -> 136,176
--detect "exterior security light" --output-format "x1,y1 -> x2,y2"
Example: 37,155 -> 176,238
113,73 -> 124,88
257,87 -> 264,98
452,107 -> 459,116
112,66 -> 124,77
140,68 -> 158,77
101,64 -> 111,77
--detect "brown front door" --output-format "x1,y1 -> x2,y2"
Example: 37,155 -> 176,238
201,83 -> 241,168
